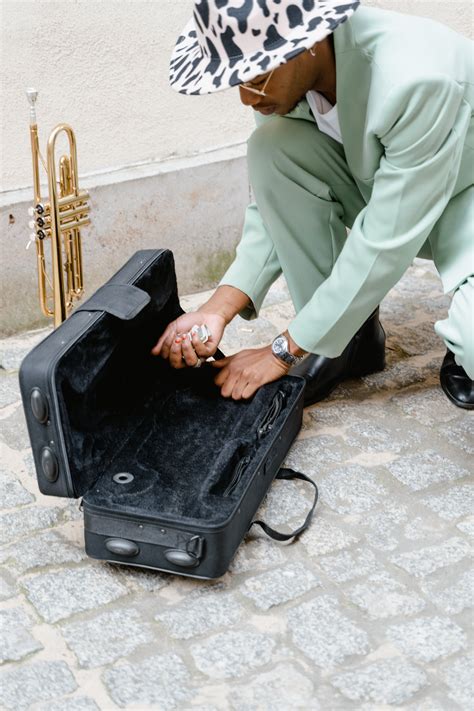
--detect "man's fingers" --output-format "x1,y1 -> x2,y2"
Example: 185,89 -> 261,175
181,333 -> 200,366
151,331 -> 167,355
169,335 -> 186,369
213,363 -> 230,387
151,323 -> 176,358
190,330 -> 211,358
241,381 -> 257,400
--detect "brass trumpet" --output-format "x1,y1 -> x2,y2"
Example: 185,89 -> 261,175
26,88 -> 90,328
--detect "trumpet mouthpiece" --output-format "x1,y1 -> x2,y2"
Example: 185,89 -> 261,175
26,88 -> 38,124
26,88 -> 38,105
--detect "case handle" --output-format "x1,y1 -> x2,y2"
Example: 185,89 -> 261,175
249,468 -> 318,542
75,283 -> 151,320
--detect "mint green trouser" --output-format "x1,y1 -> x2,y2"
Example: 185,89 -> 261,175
226,117 -> 474,378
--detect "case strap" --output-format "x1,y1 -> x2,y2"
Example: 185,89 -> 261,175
75,283 -> 151,320
249,468 -> 318,542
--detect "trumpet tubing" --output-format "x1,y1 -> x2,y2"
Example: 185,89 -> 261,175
26,89 -> 90,328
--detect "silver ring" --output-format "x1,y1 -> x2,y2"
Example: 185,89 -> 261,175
192,356 -> 203,368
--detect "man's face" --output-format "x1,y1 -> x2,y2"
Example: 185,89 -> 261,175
238,51 -> 317,116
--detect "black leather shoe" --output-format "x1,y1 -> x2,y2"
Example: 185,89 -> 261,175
440,349 -> 474,410
290,309 -> 386,406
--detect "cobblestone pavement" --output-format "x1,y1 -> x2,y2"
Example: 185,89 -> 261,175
1,260 -> 472,711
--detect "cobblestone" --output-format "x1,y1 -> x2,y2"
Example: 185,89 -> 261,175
391,537 -> 471,577
229,535 -> 285,573
387,617 -> 467,662
364,502 -> 408,551
0,328 -> 52,371
317,548 -> 379,583
23,566 -> 129,622
421,569 -> 473,615
405,701 -> 445,711
155,588 -> 244,638
331,658 -> 428,704
346,571 -> 426,619
422,484 -> 474,521
0,607 -> 42,662
240,561 -> 321,610
299,517 -> 358,556
344,418 -> 419,454
404,516 -> 447,541
457,517 -> 474,537
0,660 -> 77,710
0,471 -> 34,509
441,653 -> 474,709
0,505 -> 62,545
190,630 -> 276,679
0,373 -> 21,407
385,450 -> 469,491
257,475 -> 314,526
0,569 -> 16,599
391,387 -> 460,426
61,608 -> 154,667
229,662 -> 318,710
287,596 -> 370,668
0,530 -> 85,574
361,359 -> 427,390
285,433 -> 350,468
0,403 -> 31,448
436,417 -> 474,455
321,465 -> 388,514
35,698 -> 100,711
115,566 -> 169,592
102,653 -> 192,709
396,322 -> 444,356
229,537 -> 286,573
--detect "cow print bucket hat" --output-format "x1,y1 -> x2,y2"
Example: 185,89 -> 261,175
170,0 -> 359,95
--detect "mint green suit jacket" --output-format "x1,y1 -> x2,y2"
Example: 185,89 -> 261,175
219,7 -> 474,357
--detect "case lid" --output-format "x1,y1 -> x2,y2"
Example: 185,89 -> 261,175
19,248 -> 184,498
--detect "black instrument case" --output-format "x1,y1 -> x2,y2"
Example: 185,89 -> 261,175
19,249 -> 316,579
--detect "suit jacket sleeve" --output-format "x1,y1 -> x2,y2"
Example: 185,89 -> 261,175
288,76 -> 471,356
218,112 -> 282,320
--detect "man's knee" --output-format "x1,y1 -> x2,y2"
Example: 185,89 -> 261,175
247,115 -> 330,188
247,117 -> 293,187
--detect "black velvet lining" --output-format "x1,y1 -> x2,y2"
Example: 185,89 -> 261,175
83,377 -> 296,524
54,251 -> 302,525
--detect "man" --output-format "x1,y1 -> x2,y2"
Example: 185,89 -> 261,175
152,0 -> 474,409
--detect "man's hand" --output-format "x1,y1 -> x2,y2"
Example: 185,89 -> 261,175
151,311 -> 226,369
211,345 -> 290,399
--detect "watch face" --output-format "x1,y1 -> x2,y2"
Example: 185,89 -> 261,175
272,335 -> 294,365
273,335 -> 287,356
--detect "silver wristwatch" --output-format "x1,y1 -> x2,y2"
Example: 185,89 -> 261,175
271,334 -> 306,366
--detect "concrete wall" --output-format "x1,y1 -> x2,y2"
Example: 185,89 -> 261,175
1,0 -> 472,335
0,0 -> 254,192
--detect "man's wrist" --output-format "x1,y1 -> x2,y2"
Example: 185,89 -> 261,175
282,330 -> 308,358
200,285 -> 252,325
271,332 -> 307,367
